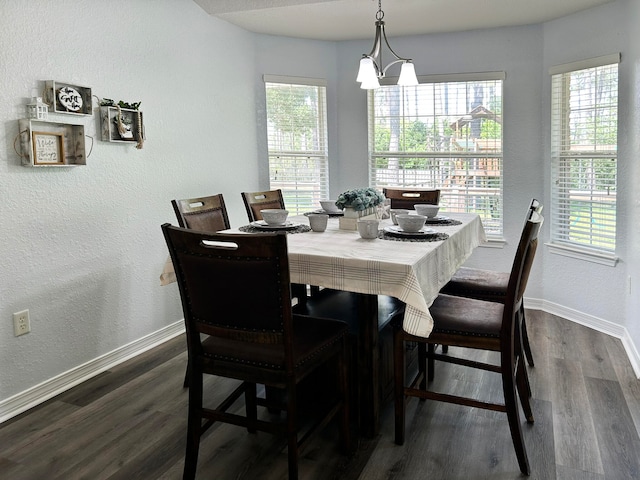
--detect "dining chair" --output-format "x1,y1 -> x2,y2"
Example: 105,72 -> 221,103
171,193 -> 231,388
171,194 -> 230,232
162,224 -> 351,480
241,189 -> 286,222
440,199 -> 542,366
383,187 -> 441,209
393,210 -> 543,476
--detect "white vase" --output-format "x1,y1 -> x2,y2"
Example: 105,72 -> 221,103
343,206 -> 375,218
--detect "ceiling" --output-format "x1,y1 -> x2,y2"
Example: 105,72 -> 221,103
193,0 -> 613,41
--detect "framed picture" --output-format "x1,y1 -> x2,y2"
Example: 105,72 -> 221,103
32,131 -> 65,165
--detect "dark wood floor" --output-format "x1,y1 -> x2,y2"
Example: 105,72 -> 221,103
1,310 -> 639,479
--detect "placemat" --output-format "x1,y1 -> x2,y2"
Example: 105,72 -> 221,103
424,218 -> 462,226
239,224 -> 311,234
378,230 -> 449,242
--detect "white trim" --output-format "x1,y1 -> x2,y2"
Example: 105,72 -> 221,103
546,242 -> 619,267
549,53 -> 621,75
262,74 -> 327,86
525,297 -> 640,378
0,320 -> 185,424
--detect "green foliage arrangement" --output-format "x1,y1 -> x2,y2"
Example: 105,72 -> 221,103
335,188 -> 385,211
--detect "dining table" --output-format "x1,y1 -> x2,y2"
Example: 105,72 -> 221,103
160,210 -> 486,436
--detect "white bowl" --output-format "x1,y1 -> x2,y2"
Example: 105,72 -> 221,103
320,200 -> 342,213
396,214 -> 427,232
414,204 -> 440,218
389,209 -> 409,225
260,209 -> 289,225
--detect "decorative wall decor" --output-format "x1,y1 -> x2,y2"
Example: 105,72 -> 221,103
17,119 -> 87,167
27,97 -> 49,120
99,99 -> 145,149
31,131 -> 65,165
44,80 -> 93,115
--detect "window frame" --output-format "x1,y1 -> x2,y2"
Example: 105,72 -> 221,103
548,54 -> 620,266
263,75 -> 329,215
368,72 -> 505,239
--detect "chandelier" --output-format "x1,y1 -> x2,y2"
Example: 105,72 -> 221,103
356,0 -> 419,89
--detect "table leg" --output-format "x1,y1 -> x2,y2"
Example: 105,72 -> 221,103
355,293 -> 380,438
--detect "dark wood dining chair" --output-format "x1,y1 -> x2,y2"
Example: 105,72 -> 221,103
171,193 -> 231,388
171,194 -> 230,232
162,224 -> 351,480
393,210 -> 543,476
383,187 -> 441,209
440,199 -> 542,366
241,189 -> 286,222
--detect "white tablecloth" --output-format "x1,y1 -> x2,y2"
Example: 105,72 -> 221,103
161,213 -> 485,338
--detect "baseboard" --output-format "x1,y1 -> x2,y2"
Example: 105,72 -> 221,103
525,297 -> 640,378
0,320 -> 184,424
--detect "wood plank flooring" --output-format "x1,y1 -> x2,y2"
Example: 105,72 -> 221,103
1,310 -> 639,479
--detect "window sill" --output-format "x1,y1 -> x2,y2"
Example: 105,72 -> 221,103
481,237 -> 506,248
545,242 -> 618,267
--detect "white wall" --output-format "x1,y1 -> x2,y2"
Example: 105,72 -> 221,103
0,0 -> 260,406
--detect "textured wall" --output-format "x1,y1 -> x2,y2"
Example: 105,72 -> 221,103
0,0 -> 260,400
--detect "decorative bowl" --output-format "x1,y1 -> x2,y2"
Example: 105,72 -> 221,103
414,204 -> 440,218
260,209 -> 289,225
396,214 -> 427,232
320,200 -> 342,213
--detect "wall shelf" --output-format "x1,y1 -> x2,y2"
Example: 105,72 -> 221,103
100,106 -> 144,144
44,80 -> 93,116
18,119 -> 86,167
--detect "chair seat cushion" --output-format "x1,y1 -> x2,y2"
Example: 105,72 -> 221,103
200,315 -> 347,379
429,293 -> 503,338
441,267 -> 509,302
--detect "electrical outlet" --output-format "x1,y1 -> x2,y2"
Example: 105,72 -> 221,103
13,310 -> 30,336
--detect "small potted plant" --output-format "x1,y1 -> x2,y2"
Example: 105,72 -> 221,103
335,188 -> 385,218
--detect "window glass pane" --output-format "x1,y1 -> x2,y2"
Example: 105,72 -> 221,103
551,62 -> 618,253
265,82 -> 328,214
369,79 -> 503,236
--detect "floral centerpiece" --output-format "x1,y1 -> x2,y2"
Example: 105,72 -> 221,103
335,188 -> 385,211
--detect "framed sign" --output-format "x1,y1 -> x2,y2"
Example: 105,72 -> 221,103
32,131 -> 65,165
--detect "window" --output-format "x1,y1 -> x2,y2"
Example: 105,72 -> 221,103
550,55 -> 619,258
264,75 -> 329,215
368,73 -> 504,236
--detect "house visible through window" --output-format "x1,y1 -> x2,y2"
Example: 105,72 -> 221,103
368,73 -> 504,237
264,76 -> 329,215
550,55 -> 619,258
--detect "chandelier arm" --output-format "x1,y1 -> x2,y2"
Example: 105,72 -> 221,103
380,22 -> 411,63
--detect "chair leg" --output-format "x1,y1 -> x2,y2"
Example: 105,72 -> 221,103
245,382 -> 258,433
286,384 -> 299,480
393,328 -> 407,445
521,305 -> 535,367
183,361 -> 190,388
515,360 -> 534,423
183,369 -> 203,480
418,342 -> 427,391
338,338 -> 352,454
501,356 -> 530,475
427,343 -> 436,382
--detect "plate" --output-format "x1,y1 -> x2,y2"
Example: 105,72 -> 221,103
424,215 -> 450,223
384,225 -> 438,238
304,209 -> 344,217
251,220 -> 299,230
57,86 -> 83,112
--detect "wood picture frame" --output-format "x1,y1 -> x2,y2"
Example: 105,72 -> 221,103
32,131 -> 65,165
